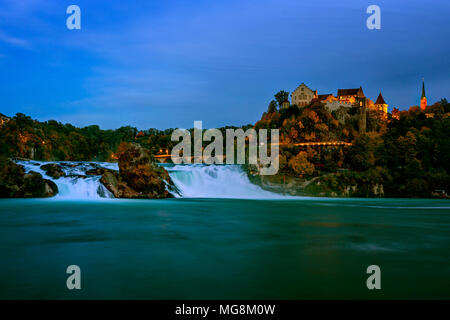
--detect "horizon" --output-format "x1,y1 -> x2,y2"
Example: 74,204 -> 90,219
0,0 -> 449,130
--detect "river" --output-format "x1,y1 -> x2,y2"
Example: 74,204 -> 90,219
0,161 -> 449,299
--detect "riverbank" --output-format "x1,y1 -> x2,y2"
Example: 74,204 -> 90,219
249,172 -> 450,199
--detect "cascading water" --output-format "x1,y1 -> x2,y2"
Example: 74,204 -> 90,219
14,161 -> 284,199
15,160 -> 116,199
165,164 -> 286,199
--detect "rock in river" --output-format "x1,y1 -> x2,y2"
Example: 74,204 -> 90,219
0,159 -> 58,198
100,142 -> 175,199
40,163 -> 65,179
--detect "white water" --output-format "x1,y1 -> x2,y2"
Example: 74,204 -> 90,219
165,164 -> 286,199
14,161 -> 285,200
15,160 -> 117,199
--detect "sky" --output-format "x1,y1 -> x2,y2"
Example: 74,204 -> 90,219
0,0 -> 449,130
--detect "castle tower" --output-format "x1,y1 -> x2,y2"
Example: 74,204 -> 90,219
357,96 -> 367,133
374,92 -> 388,114
420,79 -> 427,110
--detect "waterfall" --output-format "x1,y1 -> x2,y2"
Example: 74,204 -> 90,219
15,160 -> 116,199
165,164 -> 285,199
14,161 -> 285,199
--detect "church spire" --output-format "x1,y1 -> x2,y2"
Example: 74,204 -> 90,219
420,78 -> 427,110
421,78 -> 426,99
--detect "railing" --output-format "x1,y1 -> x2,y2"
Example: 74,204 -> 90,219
276,141 -> 352,147
153,141 -> 352,158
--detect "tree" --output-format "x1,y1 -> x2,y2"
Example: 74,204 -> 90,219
267,100 -> 278,113
346,134 -> 372,171
288,151 -> 315,178
274,90 -> 289,107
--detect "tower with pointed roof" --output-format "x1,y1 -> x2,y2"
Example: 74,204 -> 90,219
374,92 -> 388,114
420,79 -> 427,110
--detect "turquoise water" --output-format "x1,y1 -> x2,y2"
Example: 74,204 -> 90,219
0,198 -> 449,299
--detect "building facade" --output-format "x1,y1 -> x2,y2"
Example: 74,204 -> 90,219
286,83 -> 388,116
291,83 -> 315,107
281,100 -> 290,109
337,87 -> 365,104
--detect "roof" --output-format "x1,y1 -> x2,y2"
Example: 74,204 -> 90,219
337,86 -> 364,97
375,92 -> 386,105
291,82 -> 315,95
318,94 -> 333,100
421,80 -> 426,98
337,88 -> 359,96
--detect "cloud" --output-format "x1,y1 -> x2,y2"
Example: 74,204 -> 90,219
0,30 -> 31,48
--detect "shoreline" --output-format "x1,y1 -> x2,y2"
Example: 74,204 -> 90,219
249,172 -> 450,199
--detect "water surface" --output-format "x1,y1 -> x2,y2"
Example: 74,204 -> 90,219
1,198 -> 449,299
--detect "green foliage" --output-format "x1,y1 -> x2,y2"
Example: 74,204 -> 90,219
274,90 -> 289,107
267,100 -> 278,113
288,151 -> 315,178
0,113 -> 176,161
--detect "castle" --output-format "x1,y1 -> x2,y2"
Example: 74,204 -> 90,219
287,79 -> 429,113
287,83 -> 388,114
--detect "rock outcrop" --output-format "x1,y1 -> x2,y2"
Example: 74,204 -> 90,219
303,172 -> 385,197
85,167 -> 108,176
100,143 -> 175,198
249,171 -> 386,198
0,159 -> 58,197
40,163 -> 65,179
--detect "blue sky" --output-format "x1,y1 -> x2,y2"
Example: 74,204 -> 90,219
0,0 -> 449,129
